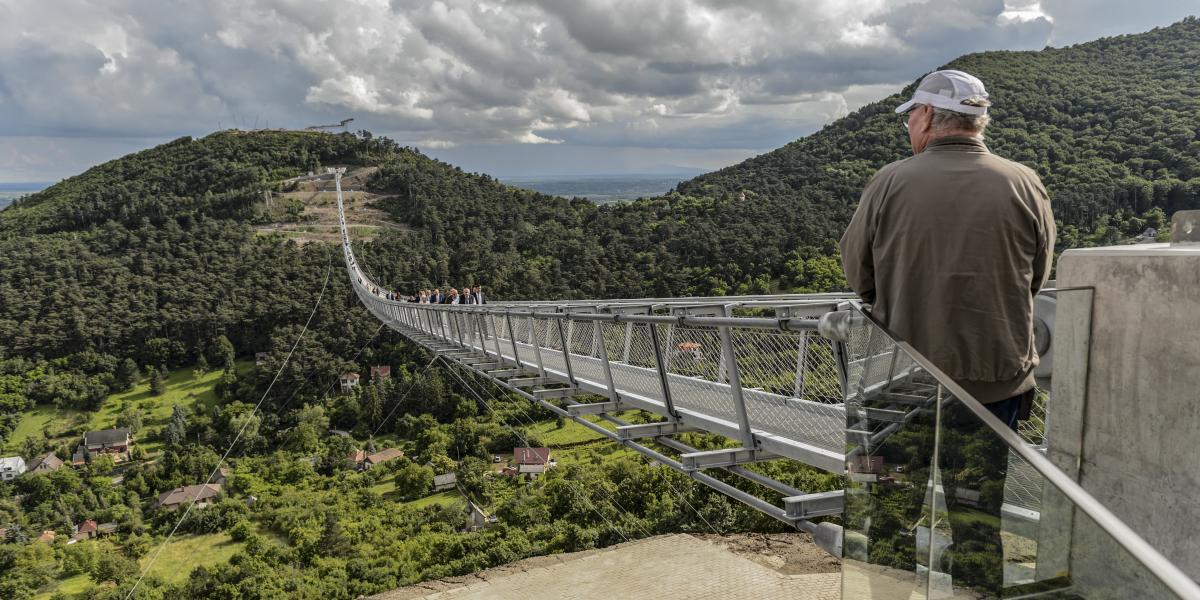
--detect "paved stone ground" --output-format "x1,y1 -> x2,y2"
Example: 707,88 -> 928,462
371,534 -> 840,600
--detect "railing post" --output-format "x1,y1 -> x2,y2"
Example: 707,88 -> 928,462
470,312 -> 483,352
831,336 -> 848,398
622,322 -> 633,363
883,345 -> 901,391
466,312 -> 481,353
530,316 -> 547,377
794,331 -> 810,400
504,313 -> 523,368
556,317 -> 577,386
717,305 -> 733,382
595,317 -> 619,401
448,311 -> 460,346
648,323 -> 678,418
490,315 -> 505,362
453,312 -> 467,348
719,324 -> 755,447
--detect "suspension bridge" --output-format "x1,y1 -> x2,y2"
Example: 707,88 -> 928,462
329,167 -> 1200,599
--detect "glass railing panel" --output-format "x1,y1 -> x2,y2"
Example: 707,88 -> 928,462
841,311 -> 939,599
930,390 -> 1180,599
841,293 -> 1196,600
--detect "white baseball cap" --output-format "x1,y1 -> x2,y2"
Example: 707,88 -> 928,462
895,69 -> 991,116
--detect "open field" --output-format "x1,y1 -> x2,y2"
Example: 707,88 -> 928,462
402,489 -> 465,510
139,532 -> 245,585
31,533 -> 243,599
32,573 -> 94,600
4,403 -> 83,453
4,360 -> 250,456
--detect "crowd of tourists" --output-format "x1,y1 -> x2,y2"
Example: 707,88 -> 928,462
370,285 -> 487,305
417,286 -> 486,304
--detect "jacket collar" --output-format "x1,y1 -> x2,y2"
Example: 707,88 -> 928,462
924,135 -> 989,153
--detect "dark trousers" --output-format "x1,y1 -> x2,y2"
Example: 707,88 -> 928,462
853,391 -> 1028,598
939,392 -> 1024,597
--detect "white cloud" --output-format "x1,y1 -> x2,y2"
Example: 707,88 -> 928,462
0,0 -> 1189,178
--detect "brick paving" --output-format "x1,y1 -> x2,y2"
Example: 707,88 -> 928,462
374,534 -> 841,600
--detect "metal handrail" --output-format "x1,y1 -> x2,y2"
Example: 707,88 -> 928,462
366,302 -> 821,332
848,302 -> 1200,600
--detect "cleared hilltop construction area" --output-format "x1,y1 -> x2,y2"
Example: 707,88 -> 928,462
256,166 -> 407,245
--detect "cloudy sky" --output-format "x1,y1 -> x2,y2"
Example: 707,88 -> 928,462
0,0 -> 1196,181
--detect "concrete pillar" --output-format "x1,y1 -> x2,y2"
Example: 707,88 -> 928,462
1048,223 -> 1200,590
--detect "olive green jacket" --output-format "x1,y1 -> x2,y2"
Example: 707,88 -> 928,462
839,136 -> 1055,403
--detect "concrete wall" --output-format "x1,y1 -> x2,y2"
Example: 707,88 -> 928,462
1050,242 -> 1200,589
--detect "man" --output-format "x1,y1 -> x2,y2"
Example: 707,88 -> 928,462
473,285 -> 486,305
461,284 -> 475,304
839,70 -> 1055,596
429,288 -> 444,305
840,69 -> 1055,425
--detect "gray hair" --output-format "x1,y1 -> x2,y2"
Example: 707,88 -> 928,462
930,107 -> 990,136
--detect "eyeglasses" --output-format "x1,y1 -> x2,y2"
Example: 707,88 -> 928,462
901,104 -> 926,130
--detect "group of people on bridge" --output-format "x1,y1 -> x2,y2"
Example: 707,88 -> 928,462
369,285 -> 487,305
419,286 -> 486,305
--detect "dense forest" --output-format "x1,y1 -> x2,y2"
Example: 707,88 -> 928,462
2,16 -> 1200,600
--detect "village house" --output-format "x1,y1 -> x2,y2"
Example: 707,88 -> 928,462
465,501 -> 496,532
0,456 -> 26,480
433,472 -> 457,492
363,448 -> 404,469
72,428 -> 132,465
850,455 -> 885,475
370,365 -> 391,381
339,372 -> 360,392
27,452 -> 63,474
157,483 -> 223,510
677,341 -> 704,361
513,447 -> 554,479
68,519 -> 116,543
36,530 -> 56,543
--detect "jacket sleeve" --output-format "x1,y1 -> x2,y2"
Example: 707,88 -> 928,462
1030,179 -> 1056,297
840,172 -> 885,303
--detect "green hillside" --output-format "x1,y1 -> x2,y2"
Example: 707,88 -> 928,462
676,17 -> 1200,243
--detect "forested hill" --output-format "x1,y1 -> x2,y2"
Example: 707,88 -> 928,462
677,17 -> 1200,239
5,17 -> 1200,369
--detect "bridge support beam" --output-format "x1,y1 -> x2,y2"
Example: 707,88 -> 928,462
507,376 -> 556,388
616,421 -> 699,440
566,401 -> 621,416
680,447 -> 778,471
486,368 -> 533,378
783,490 -> 844,519
531,387 -> 579,400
